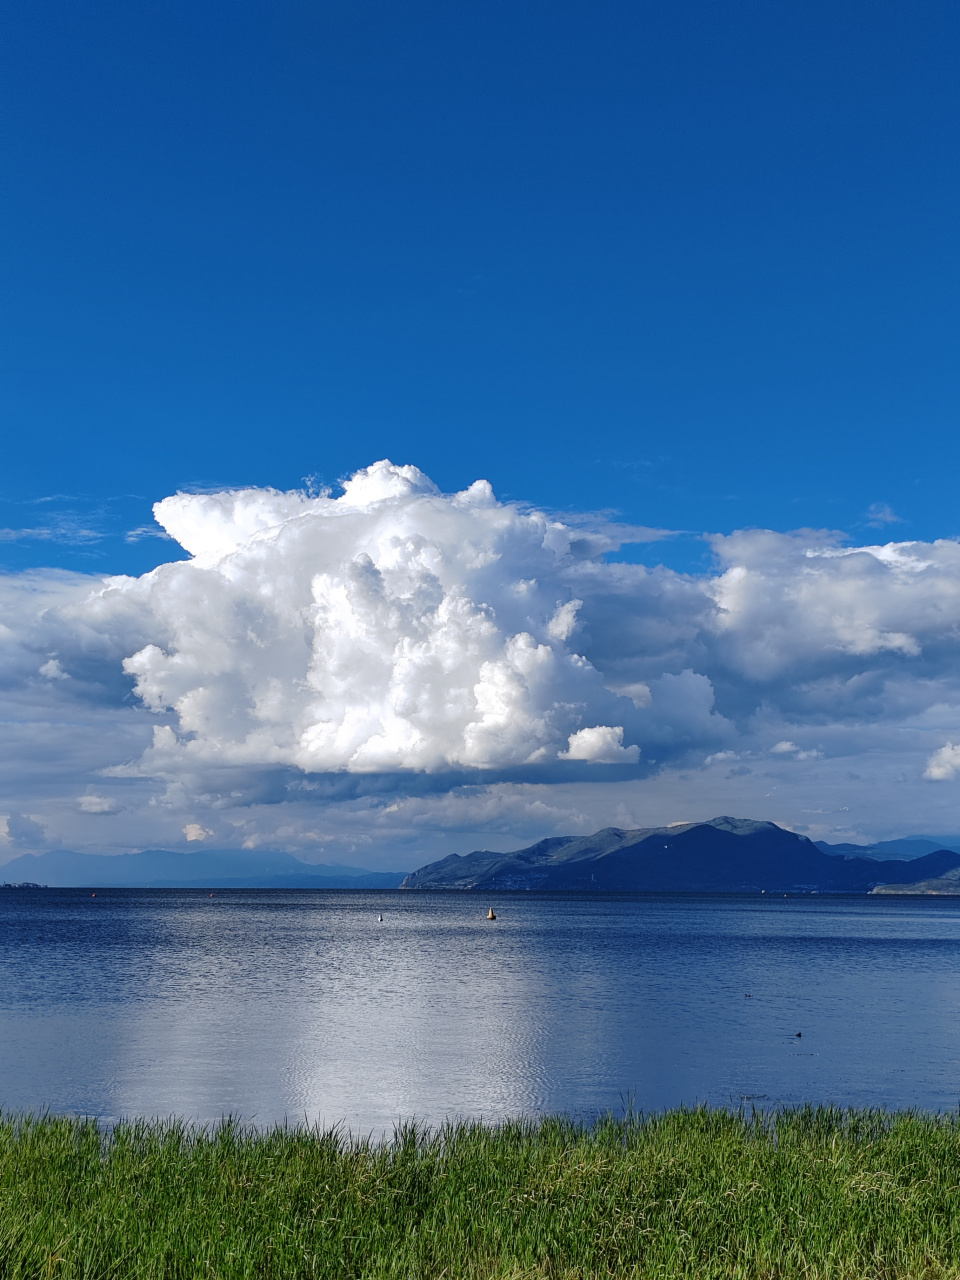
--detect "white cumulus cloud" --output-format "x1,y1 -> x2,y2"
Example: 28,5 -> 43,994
77,794 -> 119,814
924,743 -> 960,781
99,461 -> 643,774
559,725 -> 640,763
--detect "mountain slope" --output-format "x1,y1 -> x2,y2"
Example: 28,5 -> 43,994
871,867 -> 960,895
400,817 -> 960,893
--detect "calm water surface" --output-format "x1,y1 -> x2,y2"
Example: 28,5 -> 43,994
2,889 -> 960,1130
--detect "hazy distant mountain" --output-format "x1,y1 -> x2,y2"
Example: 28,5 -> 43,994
0,848 -> 407,889
815,836 -> 960,860
400,817 -> 960,893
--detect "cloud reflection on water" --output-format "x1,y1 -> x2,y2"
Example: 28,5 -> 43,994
4,891 -> 960,1130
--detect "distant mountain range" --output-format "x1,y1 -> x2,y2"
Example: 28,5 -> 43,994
814,836 -> 960,860
5,820 -> 959,893
0,848 -> 407,889
399,817 -> 960,894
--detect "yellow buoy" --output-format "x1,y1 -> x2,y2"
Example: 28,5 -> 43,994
487,907 -> 496,920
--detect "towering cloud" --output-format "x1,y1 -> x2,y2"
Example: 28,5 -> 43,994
113,461 -> 643,773
3,460 -> 960,858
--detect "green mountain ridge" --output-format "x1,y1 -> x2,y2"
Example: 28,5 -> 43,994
871,866 -> 960,895
400,817 -> 960,893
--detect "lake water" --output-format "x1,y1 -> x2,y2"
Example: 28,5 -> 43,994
3,889 -> 960,1131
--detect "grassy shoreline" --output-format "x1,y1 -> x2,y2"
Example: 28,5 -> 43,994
4,1107 -> 960,1278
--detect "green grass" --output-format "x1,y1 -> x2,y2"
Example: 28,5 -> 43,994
3,1107 -> 960,1278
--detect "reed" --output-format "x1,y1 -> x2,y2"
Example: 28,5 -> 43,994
2,1106 -> 960,1278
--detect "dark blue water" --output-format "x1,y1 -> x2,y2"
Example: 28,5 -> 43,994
3,889 -> 960,1129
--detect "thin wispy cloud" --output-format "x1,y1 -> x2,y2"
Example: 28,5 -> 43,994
125,525 -> 174,543
0,524 -> 101,544
865,503 -> 904,528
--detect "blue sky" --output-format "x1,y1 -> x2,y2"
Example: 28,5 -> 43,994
3,1 -> 960,864
3,0 -> 960,574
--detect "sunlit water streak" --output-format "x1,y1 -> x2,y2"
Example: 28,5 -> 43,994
2,889 -> 960,1130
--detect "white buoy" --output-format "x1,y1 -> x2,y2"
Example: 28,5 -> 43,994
378,913 -> 383,923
